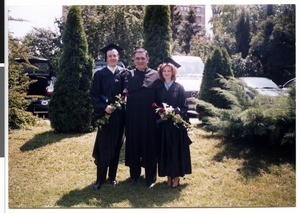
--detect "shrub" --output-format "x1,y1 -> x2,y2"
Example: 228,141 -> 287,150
198,48 -> 234,109
196,76 -> 295,148
8,35 -> 37,129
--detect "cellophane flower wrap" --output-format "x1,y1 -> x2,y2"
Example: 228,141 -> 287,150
152,102 -> 192,130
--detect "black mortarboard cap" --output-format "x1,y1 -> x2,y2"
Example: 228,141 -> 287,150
100,43 -> 123,60
160,57 -> 181,68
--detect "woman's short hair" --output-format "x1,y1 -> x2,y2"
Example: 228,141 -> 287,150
157,63 -> 177,81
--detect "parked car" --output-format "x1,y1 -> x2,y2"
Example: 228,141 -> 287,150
15,57 -> 54,115
171,55 -> 204,117
282,78 -> 295,88
26,96 -> 51,115
280,78 -> 295,90
237,77 -> 282,97
93,60 -> 125,75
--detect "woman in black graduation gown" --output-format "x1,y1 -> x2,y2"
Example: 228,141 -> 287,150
155,59 -> 192,188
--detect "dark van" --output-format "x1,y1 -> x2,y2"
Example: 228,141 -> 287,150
15,57 -> 54,114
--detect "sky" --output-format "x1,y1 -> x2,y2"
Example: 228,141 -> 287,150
8,5 -> 62,38
7,3 -> 212,38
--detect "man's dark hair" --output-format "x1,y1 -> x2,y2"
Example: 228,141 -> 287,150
134,48 -> 149,59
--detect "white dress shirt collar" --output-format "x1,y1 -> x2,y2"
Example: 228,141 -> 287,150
107,65 -> 118,74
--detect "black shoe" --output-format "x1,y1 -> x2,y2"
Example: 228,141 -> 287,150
93,182 -> 103,190
130,178 -> 138,185
147,182 -> 156,188
109,180 -> 118,186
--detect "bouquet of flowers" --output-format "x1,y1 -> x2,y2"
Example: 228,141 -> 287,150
152,102 -> 192,130
95,94 -> 125,128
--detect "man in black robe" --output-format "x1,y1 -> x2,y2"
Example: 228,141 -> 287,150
124,48 -> 159,188
90,43 -> 126,189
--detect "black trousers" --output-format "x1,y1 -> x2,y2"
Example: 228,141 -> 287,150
96,144 -> 122,184
130,159 -> 157,185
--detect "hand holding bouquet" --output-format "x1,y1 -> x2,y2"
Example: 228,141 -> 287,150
152,102 -> 192,130
95,94 -> 125,128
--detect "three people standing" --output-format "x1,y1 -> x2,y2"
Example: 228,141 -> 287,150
90,45 -> 192,189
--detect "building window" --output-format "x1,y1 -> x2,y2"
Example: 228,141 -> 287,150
198,16 -> 202,23
196,7 -> 202,13
180,6 -> 189,11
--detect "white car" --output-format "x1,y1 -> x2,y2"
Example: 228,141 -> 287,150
238,77 -> 283,97
171,55 -> 204,117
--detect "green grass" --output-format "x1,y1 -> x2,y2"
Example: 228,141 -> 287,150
8,122 -> 295,208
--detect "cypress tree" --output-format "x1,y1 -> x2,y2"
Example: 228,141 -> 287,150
170,5 -> 183,53
181,6 -> 199,55
198,48 -> 233,109
49,6 -> 93,133
235,9 -> 250,58
170,5 -> 182,41
143,5 -> 171,69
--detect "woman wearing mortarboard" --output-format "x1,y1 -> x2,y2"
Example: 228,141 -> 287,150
154,57 -> 192,188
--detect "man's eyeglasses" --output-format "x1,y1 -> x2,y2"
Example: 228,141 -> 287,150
134,57 -> 146,61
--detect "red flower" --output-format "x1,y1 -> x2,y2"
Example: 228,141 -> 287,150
152,102 -> 158,108
158,108 -> 165,113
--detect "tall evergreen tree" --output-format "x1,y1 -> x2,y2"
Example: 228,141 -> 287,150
250,5 -> 295,84
170,5 -> 183,53
170,5 -> 182,41
49,6 -> 93,133
198,48 -> 233,109
143,5 -> 171,68
235,9 -> 250,58
181,6 -> 199,55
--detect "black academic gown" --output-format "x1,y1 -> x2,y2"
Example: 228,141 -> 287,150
90,66 -> 126,182
155,80 -> 192,178
124,67 -> 159,183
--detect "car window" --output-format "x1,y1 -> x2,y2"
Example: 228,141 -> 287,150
15,57 -> 52,96
238,77 -> 282,97
24,62 -> 50,76
238,77 -> 280,89
172,56 -> 204,77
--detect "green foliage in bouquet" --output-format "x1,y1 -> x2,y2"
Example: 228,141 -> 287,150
95,95 -> 125,129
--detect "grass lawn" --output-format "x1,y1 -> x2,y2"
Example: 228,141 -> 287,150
8,121 -> 295,208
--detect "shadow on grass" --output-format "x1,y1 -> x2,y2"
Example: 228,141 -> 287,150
212,139 -> 296,179
56,177 -> 187,208
20,130 -> 86,152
